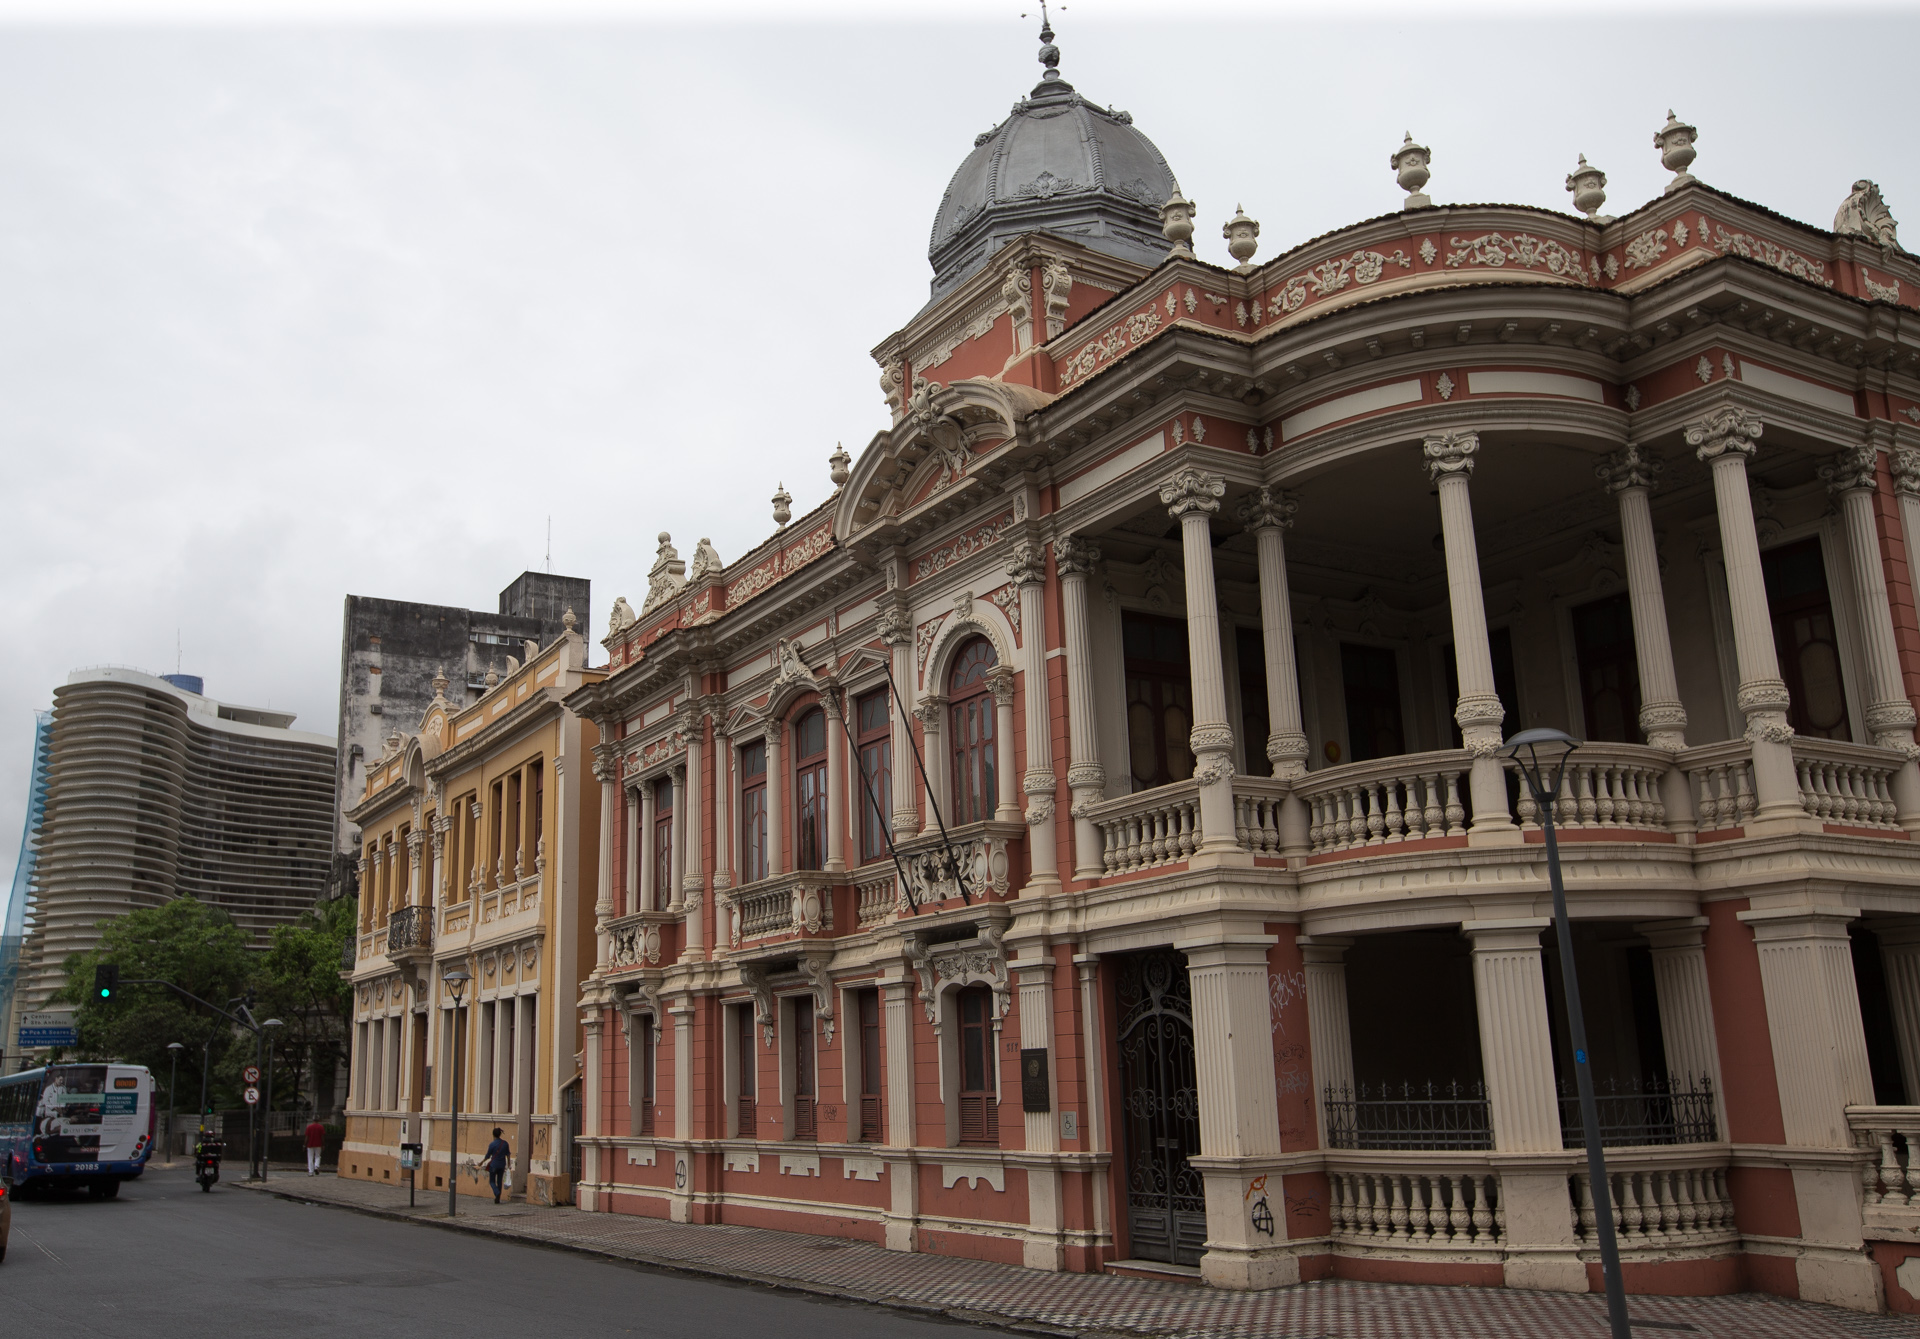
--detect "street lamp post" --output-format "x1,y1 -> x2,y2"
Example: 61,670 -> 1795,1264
1502,727 -> 1629,1339
442,966 -> 470,1218
261,1020 -> 283,1182
165,1042 -> 185,1165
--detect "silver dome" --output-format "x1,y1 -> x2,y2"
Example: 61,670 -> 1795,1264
927,33 -> 1180,299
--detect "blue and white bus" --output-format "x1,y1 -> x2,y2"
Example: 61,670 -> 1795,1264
0,1064 -> 155,1197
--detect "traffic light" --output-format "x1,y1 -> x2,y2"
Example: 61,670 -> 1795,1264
94,963 -> 119,1001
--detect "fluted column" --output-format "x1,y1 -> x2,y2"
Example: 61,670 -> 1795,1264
406,830 -> 424,906
1823,447 -> 1920,801
1236,488 -> 1309,777
592,749 -> 615,970
1687,406 -> 1802,820
1160,470 -> 1239,853
1878,924 -> 1920,1105
672,1002 -> 695,1144
878,605 -> 918,840
1298,936 -> 1353,1147
1006,541 -> 1060,890
882,975 -> 915,1147
765,723 -> 785,876
1740,906 -> 1875,1147
680,726 -> 706,961
1464,920 -> 1561,1152
823,692 -> 847,874
711,727 -> 733,896
668,764 -> 687,919
1637,918 -> 1723,1095
1057,538 -> 1106,879
986,666 -> 1020,824
915,697 -> 946,837
1425,434 -> 1514,835
637,783 -> 656,912
580,1013 -> 603,1209
1600,445 -> 1688,749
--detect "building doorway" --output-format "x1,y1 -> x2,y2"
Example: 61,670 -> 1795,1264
1123,612 -> 1195,790
1114,949 -> 1204,1265
1571,593 -> 1642,743
1341,644 -> 1406,762
1762,537 -> 1851,740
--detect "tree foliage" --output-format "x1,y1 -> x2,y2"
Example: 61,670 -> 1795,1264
57,894 -> 355,1113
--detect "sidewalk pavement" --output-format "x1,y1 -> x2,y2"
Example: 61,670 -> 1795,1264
232,1173 -> 1920,1339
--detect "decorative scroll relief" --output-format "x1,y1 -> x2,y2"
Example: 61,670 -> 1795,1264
1623,227 -> 1669,270
1267,248 -> 1412,317
1060,302 -> 1164,386
1445,232 -> 1587,282
1711,226 -> 1832,286
912,510 -> 1015,583
1864,271 -> 1902,303
625,729 -> 686,776
724,524 -> 835,610
916,616 -> 943,671
989,585 -> 1021,635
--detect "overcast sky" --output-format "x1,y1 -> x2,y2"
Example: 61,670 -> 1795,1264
3,2 -> 1916,907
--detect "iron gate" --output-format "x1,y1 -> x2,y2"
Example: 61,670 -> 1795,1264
1115,949 -> 1206,1265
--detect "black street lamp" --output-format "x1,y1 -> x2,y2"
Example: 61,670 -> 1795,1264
261,1019 -> 283,1181
165,1042 -> 185,1164
442,966 -> 470,1218
1502,727 -> 1628,1339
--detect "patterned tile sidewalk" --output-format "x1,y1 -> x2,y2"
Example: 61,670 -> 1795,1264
234,1173 -> 1919,1339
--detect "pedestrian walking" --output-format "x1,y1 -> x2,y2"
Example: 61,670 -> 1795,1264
303,1117 -> 326,1176
484,1127 -> 510,1203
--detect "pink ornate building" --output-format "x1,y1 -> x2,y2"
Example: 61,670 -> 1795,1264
560,27 -> 1920,1314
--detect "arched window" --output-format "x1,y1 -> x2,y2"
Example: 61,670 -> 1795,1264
947,638 -> 998,826
652,776 -> 674,909
740,741 -> 768,883
856,689 -> 892,863
793,708 -> 828,871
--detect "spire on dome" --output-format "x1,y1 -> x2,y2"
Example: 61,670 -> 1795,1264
1027,2 -> 1074,97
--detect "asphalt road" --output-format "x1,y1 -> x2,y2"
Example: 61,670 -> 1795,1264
0,1163 -> 1004,1338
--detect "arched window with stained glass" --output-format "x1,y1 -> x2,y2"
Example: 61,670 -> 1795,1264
947,637 -> 998,826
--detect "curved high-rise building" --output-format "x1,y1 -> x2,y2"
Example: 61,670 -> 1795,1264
18,667 -> 335,1017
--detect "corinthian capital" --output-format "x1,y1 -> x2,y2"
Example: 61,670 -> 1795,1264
1159,468 -> 1225,519
1598,443 -> 1661,495
1003,541 -> 1046,586
1054,536 -> 1102,577
1235,485 -> 1299,531
1684,405 -> 1762,463
1894,447 -> 1920,497
1423,431 -> 1479,481
875,604 -> 912,646
1819,444 -> 1879,496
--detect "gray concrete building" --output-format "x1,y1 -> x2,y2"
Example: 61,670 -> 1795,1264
331,572 -> 589,890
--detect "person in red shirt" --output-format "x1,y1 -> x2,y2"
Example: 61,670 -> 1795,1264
304,1118 -> 326,1176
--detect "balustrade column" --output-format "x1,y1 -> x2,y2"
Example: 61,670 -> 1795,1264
916,698 -> 947,838
1007,542 -> 1061,889
823,693 -> 848,874
1057,538 -> 1107,880
668,763 -> 687,914
593,752 -> 615,970
1298,936 -> 1353,1147
681,727 -> 706,961
1425,434 -> 1514,836
1824,446 -> 1920,821
766,723 -> 786,877
986,666 -> 1020,824
1600,445 -> 1688,749
637,783 -> 656,912
1878,924 -> 1920,1105
1636,917 -> 1724,1097
878,604 -> 919,840
1687,406 -> 1802,820
1160,470 -> 1239,854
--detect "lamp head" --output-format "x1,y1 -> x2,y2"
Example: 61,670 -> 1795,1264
167,1041 -> 185,1052
263,1019 -> 283,1029
442,966 -> 471,1000
1500,726 -> 1581,796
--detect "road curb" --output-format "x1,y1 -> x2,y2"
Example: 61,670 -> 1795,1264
229,1181 -> 1096,1339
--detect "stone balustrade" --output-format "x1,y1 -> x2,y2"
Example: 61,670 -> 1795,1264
1231,776 -> 1289,855
1295,750 -> 1470,856
1327,1156 -> 1503,1248
1850,1105 -> 1920,1216
1085,780 -> 1203,875
1510,742 -> 1669,833
1678,742 -> 1757,833
1572,1154 -> 1737,1250
1792,738 -> 1903,829
854,869 -> 897,927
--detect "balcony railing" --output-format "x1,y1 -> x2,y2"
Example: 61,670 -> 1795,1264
1510,743 -> 1669,833
1792,738 -> 1903,829
1086,780 -> 1202,875
1324,1081 -> 1492,1151
1678,741 -> 1756,832
1556,1074 -> 1717,1147
386,905 -> 432,957
1849,1105 -> 1920,1212
1296,752 -> 1470,857
1326,1156 -> 1503,1249
1571,1150 -> 1737,1248
854,870 -> 897,927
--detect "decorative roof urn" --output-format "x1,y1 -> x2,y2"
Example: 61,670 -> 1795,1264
1222,204 -> 1260,273
828,442 -> 851,489
1392,133 -> 1432,210
1654,111 -> 1698,193
1565,154 -> 1610,222
772,481 -> 792,529
1160,190 -> 1197,258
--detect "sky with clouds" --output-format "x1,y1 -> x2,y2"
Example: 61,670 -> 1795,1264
2,3 -> 1915,908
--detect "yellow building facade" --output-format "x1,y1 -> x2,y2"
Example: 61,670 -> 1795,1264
342,616 -> 603,1202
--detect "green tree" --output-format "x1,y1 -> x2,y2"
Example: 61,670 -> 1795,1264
254,896 -> 355,1115
57,897 -> 254,1111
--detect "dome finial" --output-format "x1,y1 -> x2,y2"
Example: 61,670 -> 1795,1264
1024,2 -> 1070,94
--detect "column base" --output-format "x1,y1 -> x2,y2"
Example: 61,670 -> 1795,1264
1467,826 -> 1525,848
1797,1248 -> 1885,1313
1200,1244 -> 1303,1290
1502,1249 -> 1588,1293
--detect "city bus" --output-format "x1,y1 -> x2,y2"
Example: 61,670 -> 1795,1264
0,1064 -> 155,1197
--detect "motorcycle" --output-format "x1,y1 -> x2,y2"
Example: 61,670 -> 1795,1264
193,1137 -> 224,1193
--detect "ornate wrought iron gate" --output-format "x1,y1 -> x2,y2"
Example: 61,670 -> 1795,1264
1115,949 -> 1206,1265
